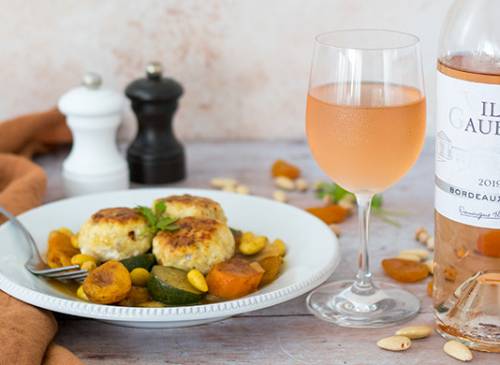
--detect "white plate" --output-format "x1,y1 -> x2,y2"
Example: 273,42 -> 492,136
0,188 -> 339,328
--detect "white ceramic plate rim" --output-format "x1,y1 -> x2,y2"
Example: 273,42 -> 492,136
0,188 -> 340,322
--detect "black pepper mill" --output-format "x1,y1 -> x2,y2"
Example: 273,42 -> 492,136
126,62 -> 186,184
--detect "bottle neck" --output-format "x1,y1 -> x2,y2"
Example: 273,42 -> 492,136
440,0 -> 500,65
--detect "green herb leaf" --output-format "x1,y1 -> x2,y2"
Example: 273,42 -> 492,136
135,203 -> 179,233
154,200 -> 166,215
315,182 -> 384,209
161,224 -> 179,231
372,211 -> 402,228
314,181 -> 408,227
314,182 -> 335,199
157,216 -> 178,230
371,194 -> 383,209
135,206 -> 157,228
315,182 -> 355,204
375,208 -> 411,217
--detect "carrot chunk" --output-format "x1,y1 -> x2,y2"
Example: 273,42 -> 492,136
206,258 -> 263,299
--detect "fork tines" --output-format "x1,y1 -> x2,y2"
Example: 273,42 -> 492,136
28,265 -> 88,281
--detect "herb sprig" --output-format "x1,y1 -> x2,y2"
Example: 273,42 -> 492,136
314,182 -> 408,227
135,200 -> 179,234
315,182 -> 353,204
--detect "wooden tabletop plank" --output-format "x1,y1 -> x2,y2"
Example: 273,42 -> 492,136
35,141 -> 497,364
55,313 -> 496,364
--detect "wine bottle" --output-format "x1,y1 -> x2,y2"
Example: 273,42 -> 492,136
435,0 -> 500,352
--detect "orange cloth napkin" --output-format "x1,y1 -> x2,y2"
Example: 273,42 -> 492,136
0,109 -> 83,365
0,108 -> 71,217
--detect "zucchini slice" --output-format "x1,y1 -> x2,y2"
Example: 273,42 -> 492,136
148,266 -> 204,305
120,253 -> 156,272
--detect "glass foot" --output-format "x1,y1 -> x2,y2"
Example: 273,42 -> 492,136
306,280 -> 420,328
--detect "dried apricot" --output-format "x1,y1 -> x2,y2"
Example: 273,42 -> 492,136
427,280 -> 433,297
83,261 -> 132,304
444,266 -> 457,282
477,230 -> 500,258
118,286 -> 150,306
381,258 -> 429,283
454,247 -> 469,259
47,230 -> 80,268
306,205 -> 350,224
271,160 -> 301,180
257,255 -> 283,286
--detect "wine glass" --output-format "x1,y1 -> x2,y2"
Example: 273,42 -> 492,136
305,29 -> 426,327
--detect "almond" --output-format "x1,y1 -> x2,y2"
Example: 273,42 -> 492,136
274,176 -> 295,191
396,253 -> 421,262
273,190 -> 288,203
425,259 -> 434,274
295,178 -> 309,192
211,177 -> 238,189
235,185 -> 250,195
399,249 -> 430,260
395,325 -> 433,339
415,227 -> 430,243
426,236 -> 435,250
443,341 -> 473,362
377,336 -> 411,351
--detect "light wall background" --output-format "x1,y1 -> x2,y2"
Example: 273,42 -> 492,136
1,0 -> 454,141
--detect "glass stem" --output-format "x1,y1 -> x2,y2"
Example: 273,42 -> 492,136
353,193 -> 375,294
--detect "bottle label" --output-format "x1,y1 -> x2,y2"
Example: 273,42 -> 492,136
436,71 -> 500,228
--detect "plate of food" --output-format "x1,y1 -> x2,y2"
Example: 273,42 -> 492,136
0,188 -> 339,328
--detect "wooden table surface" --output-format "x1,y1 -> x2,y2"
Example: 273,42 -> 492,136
36,140 -> 497,365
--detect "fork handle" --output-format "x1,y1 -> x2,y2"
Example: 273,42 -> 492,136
0,206 -> 41,258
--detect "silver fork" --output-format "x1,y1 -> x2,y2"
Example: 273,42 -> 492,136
0,206 -> 88,281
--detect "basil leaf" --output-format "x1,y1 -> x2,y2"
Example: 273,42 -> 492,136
161,224 -> 180,231
157,216 -> 178,230
135,206 -> 157,227
136,203 -> 179,233
154,200 -> 166,216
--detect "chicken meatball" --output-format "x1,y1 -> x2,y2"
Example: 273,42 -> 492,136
78,207 -> 153,261
152,217 -> 235,274
155,194 -> 227,223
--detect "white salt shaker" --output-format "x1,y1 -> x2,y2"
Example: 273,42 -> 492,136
58,72 -> 129,197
